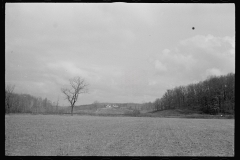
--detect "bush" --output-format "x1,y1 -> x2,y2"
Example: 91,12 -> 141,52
132,109 -> 141,115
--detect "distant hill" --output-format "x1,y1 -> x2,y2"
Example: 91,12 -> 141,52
74,102 -> 154,114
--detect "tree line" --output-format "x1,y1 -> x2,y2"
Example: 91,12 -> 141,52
6,74 -> 234,115
5,76 -> 88,115
5,84 -> 60,114
154,73 -> 235,114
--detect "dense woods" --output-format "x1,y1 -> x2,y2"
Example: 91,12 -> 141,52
5,90 -> 60,114
154,73 -> 235,114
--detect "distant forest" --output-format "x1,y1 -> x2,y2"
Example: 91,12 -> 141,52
154,73 -> 235,114
5,73 -> 234,115
5,92 -> 60,114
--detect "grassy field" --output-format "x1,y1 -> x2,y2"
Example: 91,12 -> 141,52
5,114 -> 234,156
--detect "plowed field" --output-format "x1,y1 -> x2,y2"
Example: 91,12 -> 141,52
5,115 -> 234,156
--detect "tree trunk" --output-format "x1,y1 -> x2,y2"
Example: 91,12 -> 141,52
71,105 -> 74,116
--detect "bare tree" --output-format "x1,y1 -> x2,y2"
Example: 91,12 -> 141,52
61,77 -> 89,115
5,84 -> 15,114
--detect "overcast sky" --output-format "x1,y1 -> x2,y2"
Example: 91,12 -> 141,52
5,3 -> 235,106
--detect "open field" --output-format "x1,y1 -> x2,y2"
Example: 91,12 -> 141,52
5,114 -> 234,156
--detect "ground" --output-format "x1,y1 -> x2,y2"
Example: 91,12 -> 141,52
5,114 -> 234,156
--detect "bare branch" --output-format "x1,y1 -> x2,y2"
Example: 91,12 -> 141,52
6,84 -> 15,94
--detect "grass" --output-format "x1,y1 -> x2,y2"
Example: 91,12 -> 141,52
5,114 -> 234,156
72,108 -> 234,119
145,109 -> 234,119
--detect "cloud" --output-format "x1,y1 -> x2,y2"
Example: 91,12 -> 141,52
155,60 -> 167,72
148,80 -> 157,86
203,68 -> 222,78
180,34 -> 235,55
179,35 -> 235,75
155,48 -> 196,75
153,34 -> 235,85
99,3 -> 156,27
47,61 -> 85,77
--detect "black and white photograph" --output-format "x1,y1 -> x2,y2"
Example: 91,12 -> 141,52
5,3 -> 234,156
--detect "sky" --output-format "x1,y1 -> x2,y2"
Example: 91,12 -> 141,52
5,3 -> 235,106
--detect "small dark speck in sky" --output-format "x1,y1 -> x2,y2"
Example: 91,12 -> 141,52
192,27 -> 195,30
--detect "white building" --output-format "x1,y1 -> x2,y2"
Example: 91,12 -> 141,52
106,105 -> 111,108
113,105 -> 118,108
